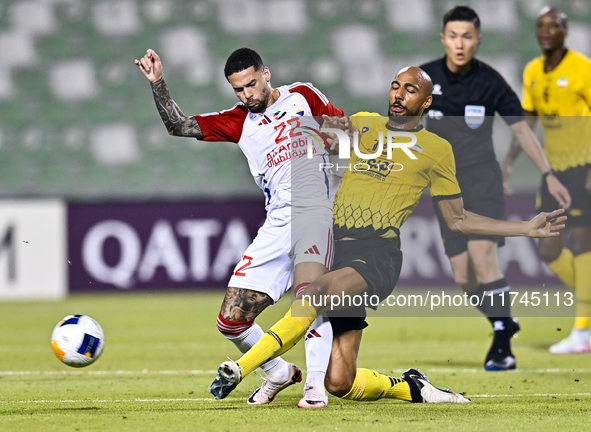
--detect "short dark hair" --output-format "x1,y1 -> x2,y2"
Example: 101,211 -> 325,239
442,6 -> 481,32
224,48 -> 264,78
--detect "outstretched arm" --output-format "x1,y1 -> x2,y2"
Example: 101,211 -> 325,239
437,197 -> 566,238
135,49 -> 203,139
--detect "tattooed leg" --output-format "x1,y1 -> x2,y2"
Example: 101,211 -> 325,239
219,287 -> 273,322
216,287 -> 291,381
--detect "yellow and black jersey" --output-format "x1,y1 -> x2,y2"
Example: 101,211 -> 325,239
333,112 -> 462,240
522,49 -> 591,171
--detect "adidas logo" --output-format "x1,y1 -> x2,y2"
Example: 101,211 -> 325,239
258,115 -> 272,126
304,245 -> 320,255
305,329 -> 322,341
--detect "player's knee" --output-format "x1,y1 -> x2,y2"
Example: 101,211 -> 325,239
325,375 -> 354,398
537,243 -> 562,263
216,312 -> 254,338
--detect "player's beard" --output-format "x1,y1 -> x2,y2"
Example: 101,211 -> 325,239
387,103 -> 420,124
248,86 -> 272,113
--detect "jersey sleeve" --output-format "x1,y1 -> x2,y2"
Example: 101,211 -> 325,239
580,58 -> 591,110
493,70 -> 524,125
193,103 -> 248,143
429,143 -> 462,202
288,83 -> 345,116
521,62 -> 536,113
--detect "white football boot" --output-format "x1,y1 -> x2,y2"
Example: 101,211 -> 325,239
549,329 -> 591,354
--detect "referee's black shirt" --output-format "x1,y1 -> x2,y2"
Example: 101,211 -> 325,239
420,57 -> 523,171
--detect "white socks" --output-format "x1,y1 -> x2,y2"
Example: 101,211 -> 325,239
222,314 -> 333,387
304,314 -> 333,394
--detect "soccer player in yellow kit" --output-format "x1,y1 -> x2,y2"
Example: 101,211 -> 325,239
210,66 -> 566,403
503,7 -> 591,354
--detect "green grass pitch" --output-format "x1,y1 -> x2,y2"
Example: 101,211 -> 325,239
0,291 -> 589,431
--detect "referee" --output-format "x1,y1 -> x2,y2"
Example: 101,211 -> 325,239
420,6 -> 571,371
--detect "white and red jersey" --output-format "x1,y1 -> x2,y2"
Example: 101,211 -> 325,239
194,83 -> 345,214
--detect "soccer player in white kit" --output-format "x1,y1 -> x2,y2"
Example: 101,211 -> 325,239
136,47 -> 344,407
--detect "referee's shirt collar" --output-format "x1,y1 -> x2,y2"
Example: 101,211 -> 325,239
442,55 -> 478,82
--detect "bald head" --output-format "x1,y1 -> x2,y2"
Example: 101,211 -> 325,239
538,6 -> 567,28
536,6 -> 568,53
388,66 -> 433,123
395,66 -> 434,98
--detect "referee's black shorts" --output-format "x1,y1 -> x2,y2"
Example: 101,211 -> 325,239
434,159 -> 506,257
537,164 -> 591,228
327,237 -> 403,336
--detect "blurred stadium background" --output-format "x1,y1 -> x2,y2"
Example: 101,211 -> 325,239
1,0 -> 590,299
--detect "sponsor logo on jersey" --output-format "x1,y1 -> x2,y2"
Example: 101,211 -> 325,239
433,84 -> 443,95
361,126 -> 371,134
557,77 -> 568,88
266,139 -> 317,168
465,105 -> 485,129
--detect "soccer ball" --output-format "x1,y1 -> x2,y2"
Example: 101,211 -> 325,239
51,315 -> 105,368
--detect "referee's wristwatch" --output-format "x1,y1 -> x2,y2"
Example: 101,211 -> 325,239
543,168 -> 555,179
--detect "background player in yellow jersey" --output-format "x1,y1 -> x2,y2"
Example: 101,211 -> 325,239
210,66 -> 566,404
503,7 -> 591,354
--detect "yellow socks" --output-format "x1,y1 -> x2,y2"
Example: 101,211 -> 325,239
548,248 -> 575,289
341,368 -> 412,402
574,317 -> 591,330
548,249 -> 591,330
236,299 -> 317,378
574,252 -> 591,329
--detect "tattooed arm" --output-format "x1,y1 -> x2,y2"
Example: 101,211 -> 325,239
150,78 -> 203,138
135,49 -> 203,139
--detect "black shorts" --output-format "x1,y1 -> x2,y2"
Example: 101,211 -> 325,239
537,164 -> 591,227
435,159 -> 506,257
327,237 -> 403,335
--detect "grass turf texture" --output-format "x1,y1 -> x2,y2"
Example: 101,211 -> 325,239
0,291 -> 589,432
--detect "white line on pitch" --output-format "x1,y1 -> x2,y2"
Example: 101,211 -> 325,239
0,369 -> 217,376
470,393 -> 591,398
1,394 -> 590,404
424,368 -> 591,374
0,398 -> 232,404
1,368 -> 590,376
385,368 -> 591,374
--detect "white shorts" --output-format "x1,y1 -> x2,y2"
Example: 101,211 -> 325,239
228,206 -> 334,303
